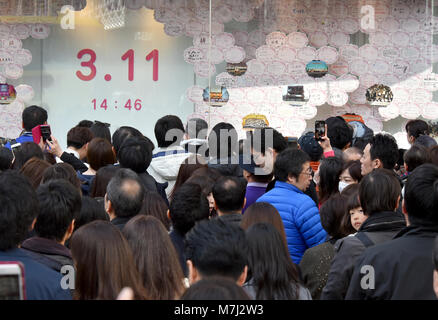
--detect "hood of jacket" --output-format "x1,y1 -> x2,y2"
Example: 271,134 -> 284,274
149,146 -> 191,181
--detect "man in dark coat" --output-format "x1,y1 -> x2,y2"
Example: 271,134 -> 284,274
346,164 -> 438,300
321,169 -> 406,300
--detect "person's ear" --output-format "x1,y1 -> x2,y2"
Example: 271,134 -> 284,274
237,265 -> 248,286
402,199 -> 410,226
287,174 -> 297,185
374,158 -> 382,169
167,209 -> 171,221
65,219 -> 75,241
241,198 -> 247,212
404,163 -> 408,172
187,260 -> 199,285
30,218 -> 37,231
22,121 -> 25,130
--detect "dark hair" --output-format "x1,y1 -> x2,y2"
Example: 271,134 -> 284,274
42,163 -> 81,192
240,202 -> 288,250
247,127 -> 287,155
70,220 -> 148,300
90,165 -> 120,198
404,164 -> 438,225
359,169 -> 401,215
43,152 -> 56,165
186,173 -> 217,218
67,127 -> 94,149
22,105 -> 47,131
414,135 -> 437,148
19,157 -> 51,189
208,122 -> 238,159
0,171 -> 39,250
429,145 -> 438,167
342,160 -> 362,183
118,136 -> 153,173
340,183 -> 361,234
11,142 -> 44,170
90,121 -> 111,143
320,193 -> 351,239
180,277 -> 250,300
325,116 -> 353,150
406,119 -> 430,140
154,115 -> 185,148
343,147 -> 364,161
139,191 -> 170,231
369,133 -> 399,170
35,180 -> 81,242
123,215 -> 185,299
77,120 -> 93,128
318,157 -> 344,205
212,176 -> 246,213
112,126 -> 144,157
186,118 -> 208,140
404,144 -> 430,173
74,196 -> 109,231
185,218 -> 248,281
106,169 -> 144,218
274,148 -> 310,182
87,138 -> 116,171
169,183 -> 210,235
169,155 -> 207,200
0,147 -> 13,171
191,166 -> 223,182
298,131 -> 323,162
246,223 -> 301,300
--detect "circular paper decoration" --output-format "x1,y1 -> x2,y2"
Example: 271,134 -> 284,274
296,106 -> 318,120
214,33 -> 235,49
340,44 -> 359,61
359,44 -> 379,60
306,60 -> 328,78
3,37 -> 22,50
186,85 -> 205,103
300,17 -> 318,33
297,47 -> 317,62
399,104 -> 421,119
308,89 -> 327,106
365,118 -> 383,133
226,62 -> 247,76
266,32 -> 287,49
421,103 -> 438,120
194,62 -> 216,78
317,46 -> 339,65
30,24 -> 50,39
378,104 -> 400,120
401,18 -> 421,33
215,72 -> 237,88
392,60 -> 410,77
350,59 -> 369,76
401,46 -> 420,60
283,118 -> 307,138
422,73 -> 438,91
233,31 -> 249,46
185,20 -> 203,37
215,5 -> 233,23
255,45 -> 276,61
193,33 -> 211,48
360,74 -> 380,88
380,46 -> 400,60
11,24 -> 30,40
184,47 -> 204,64
4,64 -> 23,80
366,84 -> 394,106
247,59 -> 265,76
206,46 -> 224,65
164,21 -> 185,37
329,32 -> 350,48
15,84 -> 34,103
268,61 -> 287,76
287,32 -> 309,49
0,83 -> 16,104
340,18 -> 360,34
328,90 -> 349,107
369,59 -> 390,75
391,31 -> 411,47
370,32 -> 391,47
203,86 -> 229,107
329,58 -> 349,76
288,61 -> 306,76
278,46 -> 297,63
310,31 -> 329,48
379,17 -> 400,33
338,74 -> 360,92
14,49 -> 32,67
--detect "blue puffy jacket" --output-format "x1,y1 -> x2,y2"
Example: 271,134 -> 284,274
257,181 -> 327,264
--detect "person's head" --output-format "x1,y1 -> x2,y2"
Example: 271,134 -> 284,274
433,236 -> 438,298
180,276 -> 251,300
0,147 -> 13,171
105,168 -> 144,219
0,171 -> 39,250
240,202 -> 287,250
122,215 -> 185,300
87,138 -> 116,171
154,115 -> 185,148
35,180 -> 81,244
247,127 -> 288,174
74,196 -> 109,231
42,162 -> 82,193
22,105 -> 47,132
274,148 -> 311,191
185,218 -> 248,285
186,118 -> 208,140
340,183 -> 364,233
325,116 -> 353,150
118,136 -> 153,173
245,223 -> 300,300
70,220 -> 148,300
185,173 -> 217,217
169,154 -> 207,200
359,169 -> 401,216
76,120 -> 93,128
318,157 -> 344,204
11,142 -> 44,170
168,183 -> 210,235
67,126 -> 94,160
404,164 -> 438,226
406,119 -> 430,144
240,154 -> 274,184
414,135 -> 437,149
298,131 -> 323,162
112,126 -> 144,158
139,191 -> 170,231
19,157 -> 51,189
212,176 -> 246,215
343,147 -> 363,162
208,122 -> 238,159
361,134 -> 399,176
90,121 -> 111,143
404,144 -> 430,173
320,193 -> 351,239
90,165 -> 120,198
339,160 -> 362,193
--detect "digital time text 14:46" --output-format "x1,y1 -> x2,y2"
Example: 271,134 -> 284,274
92,99 -> 142,112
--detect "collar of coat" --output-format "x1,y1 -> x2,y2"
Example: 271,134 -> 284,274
274,181 -> 304,194
358,211 -> 406,233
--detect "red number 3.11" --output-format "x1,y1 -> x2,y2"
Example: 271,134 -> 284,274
76,49 -> 159,82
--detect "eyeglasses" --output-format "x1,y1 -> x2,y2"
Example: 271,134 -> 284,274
301,167 -> 313,176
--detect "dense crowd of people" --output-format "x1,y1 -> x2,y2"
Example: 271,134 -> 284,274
0,105 -> 438,300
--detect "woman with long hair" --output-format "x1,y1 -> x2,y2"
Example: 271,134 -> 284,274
122,215 -> 186,300
317,157 -> 344,206
70,220 -> 148,300
169,154 -> 206,201
244,223 -> 311,300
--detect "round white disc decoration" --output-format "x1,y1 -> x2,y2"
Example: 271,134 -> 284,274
308,89 -> 327,106
421,103 -> 438,120
317,46 -> 339,65
214,33 -> 235,49
186,85 -> 205,103
215,72 -> 237,88
380,47 -> 400,60
310,31 -> 329,48
340,44 -> 359,61
266,32 -> 287,49
30,24 -> 50,39
340,18 -> 360,34
329,32 -> 350,48
410,89 -> 433,104
328,90 -> 349,107
370,32 -> 391,47
246,87 -> 266,104
391,31 -> 411,47
350,59 -> 370,76
206,46 -> 224,65
248,30 -> 266,47
399,104 -> 421,119
184,47 -> 205,64
329,58 -> 349,76
15,84 -> 34,103
11,24 -> 30,40
277,46 -> 297,63
4,64 -> 23,79
193,33 -> 211,48
392,88 -> 410,104
215,5 -> 233,23
392,60 -> 410,77
401,46 -> 420,60
422,73 -> 438,91
299,17 -> 318,33
246,59 -> 265,76
365,118 -> 383,132
288,61 -> 306,76
267,61 -> 286,76
338,74 -> 360,92
233,31 -> 249,46
164,20 -> 185,37
224,46 -> 245,64
185,20 -> 203,37
359,44 -> 379,61
378,104 -> 400,120
255,45 -> 276,61
369,59 -> 391,75
287,32 -> 308,49
360,74 -> 380,88
401,18 -> 421,33
283,118 -> 307,138
296,106 -> 318,120
379,17 -> 400,33
194,62 -> 216,78
297,47 -> 317,62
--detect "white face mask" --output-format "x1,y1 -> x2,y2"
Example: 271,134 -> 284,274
338,181 -> 350,193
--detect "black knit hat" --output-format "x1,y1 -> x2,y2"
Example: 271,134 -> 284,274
298,131 -> 323,162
